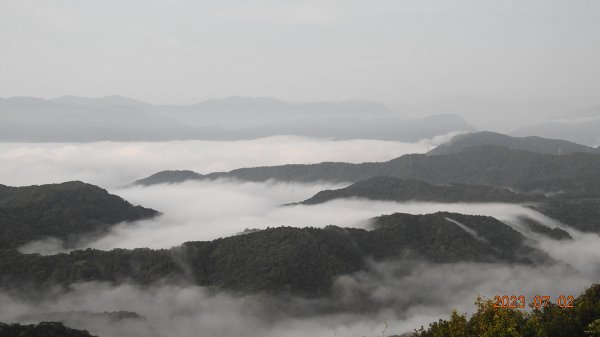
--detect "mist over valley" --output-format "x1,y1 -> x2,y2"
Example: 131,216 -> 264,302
2,1 -> 600,336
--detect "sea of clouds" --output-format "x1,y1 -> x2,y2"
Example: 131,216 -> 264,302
2,134 -> 600,337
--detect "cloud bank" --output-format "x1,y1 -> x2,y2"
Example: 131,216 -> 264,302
0,135 -> 448,188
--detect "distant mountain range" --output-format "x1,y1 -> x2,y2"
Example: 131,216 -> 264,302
407,97 -> 575,132
0,181 -> 158,250
512,115 -> 600,147
2,95 -> 599,143
0,95 -> 475,142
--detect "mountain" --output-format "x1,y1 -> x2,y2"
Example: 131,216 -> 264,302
0,212 -> 543,295
51,94 -> 152,110
428,131 -> 599,156
134,170 -> 203,185
0,322 -> 96,337
0,181 -> 158,249
517,175 -> 600,198
233,114 -> 475,141
0,95 -> 475,142
0,96 -> 201,142
135,146 -> 600,188
417,97 -> 574,132
297,176 -> 581,236
533,198 -> 600,233
512,117 -> 600,147
135,146 -> 600,232
299,177 -> 537,205
167,97 -> 399,128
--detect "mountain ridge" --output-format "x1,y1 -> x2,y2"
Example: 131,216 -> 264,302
428,131 -> 600,156
0,95 -> 474,142
134,146 -> 600,188
0,181 -> 159,250
0,212 -> 545,295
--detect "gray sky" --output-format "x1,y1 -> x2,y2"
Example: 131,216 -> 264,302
1,0 -> 599,105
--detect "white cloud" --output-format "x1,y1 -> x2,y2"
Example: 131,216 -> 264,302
0,136 -> 437,188
17,177 -> 583,254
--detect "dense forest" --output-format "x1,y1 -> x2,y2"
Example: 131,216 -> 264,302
0,181 -> 158,249
0,212 -> 545,295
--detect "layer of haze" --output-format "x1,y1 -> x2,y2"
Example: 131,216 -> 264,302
0,136 -> 442,188
1,0 -> 599,108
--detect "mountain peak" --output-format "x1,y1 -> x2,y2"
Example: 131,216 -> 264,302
429,131 -> 600,156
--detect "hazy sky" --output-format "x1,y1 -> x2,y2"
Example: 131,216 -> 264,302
1,0 -> 599,105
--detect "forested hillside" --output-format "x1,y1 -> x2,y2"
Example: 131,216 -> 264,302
0,212 -> 544,295
297,176 -> 600,233
0,181 -> 158,249
300,177 -> 537,205
134,146 -> 600,189
428,131 -> 600,156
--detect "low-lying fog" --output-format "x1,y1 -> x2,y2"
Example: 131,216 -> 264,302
10,177 -> 600,336
2,249 -> 599,337
16,179 -> 582,253
2,134 -> 600,337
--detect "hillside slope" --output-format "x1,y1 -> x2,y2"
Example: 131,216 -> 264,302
428,131 -> 599,156
0,212 -> 543,295
0,181 -> 158,249
300,177 -> 537,205
135,146 -> 600,189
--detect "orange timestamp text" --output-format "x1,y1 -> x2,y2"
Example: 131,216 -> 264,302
493,295 -> 574,309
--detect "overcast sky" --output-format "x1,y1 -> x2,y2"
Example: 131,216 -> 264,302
1,0 -> 599,105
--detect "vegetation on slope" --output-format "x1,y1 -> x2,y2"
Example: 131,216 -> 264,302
0,213 -> 542,295
134,146 -> 600,187
298,175 -> 600,233
413,283 -> 600,337
0,181 -> 158,249
300,177 -> 538,205
428,131 -> 600,156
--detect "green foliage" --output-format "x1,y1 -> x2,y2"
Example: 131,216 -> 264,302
585,319 -> 600,337
415,284 -> 600,337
